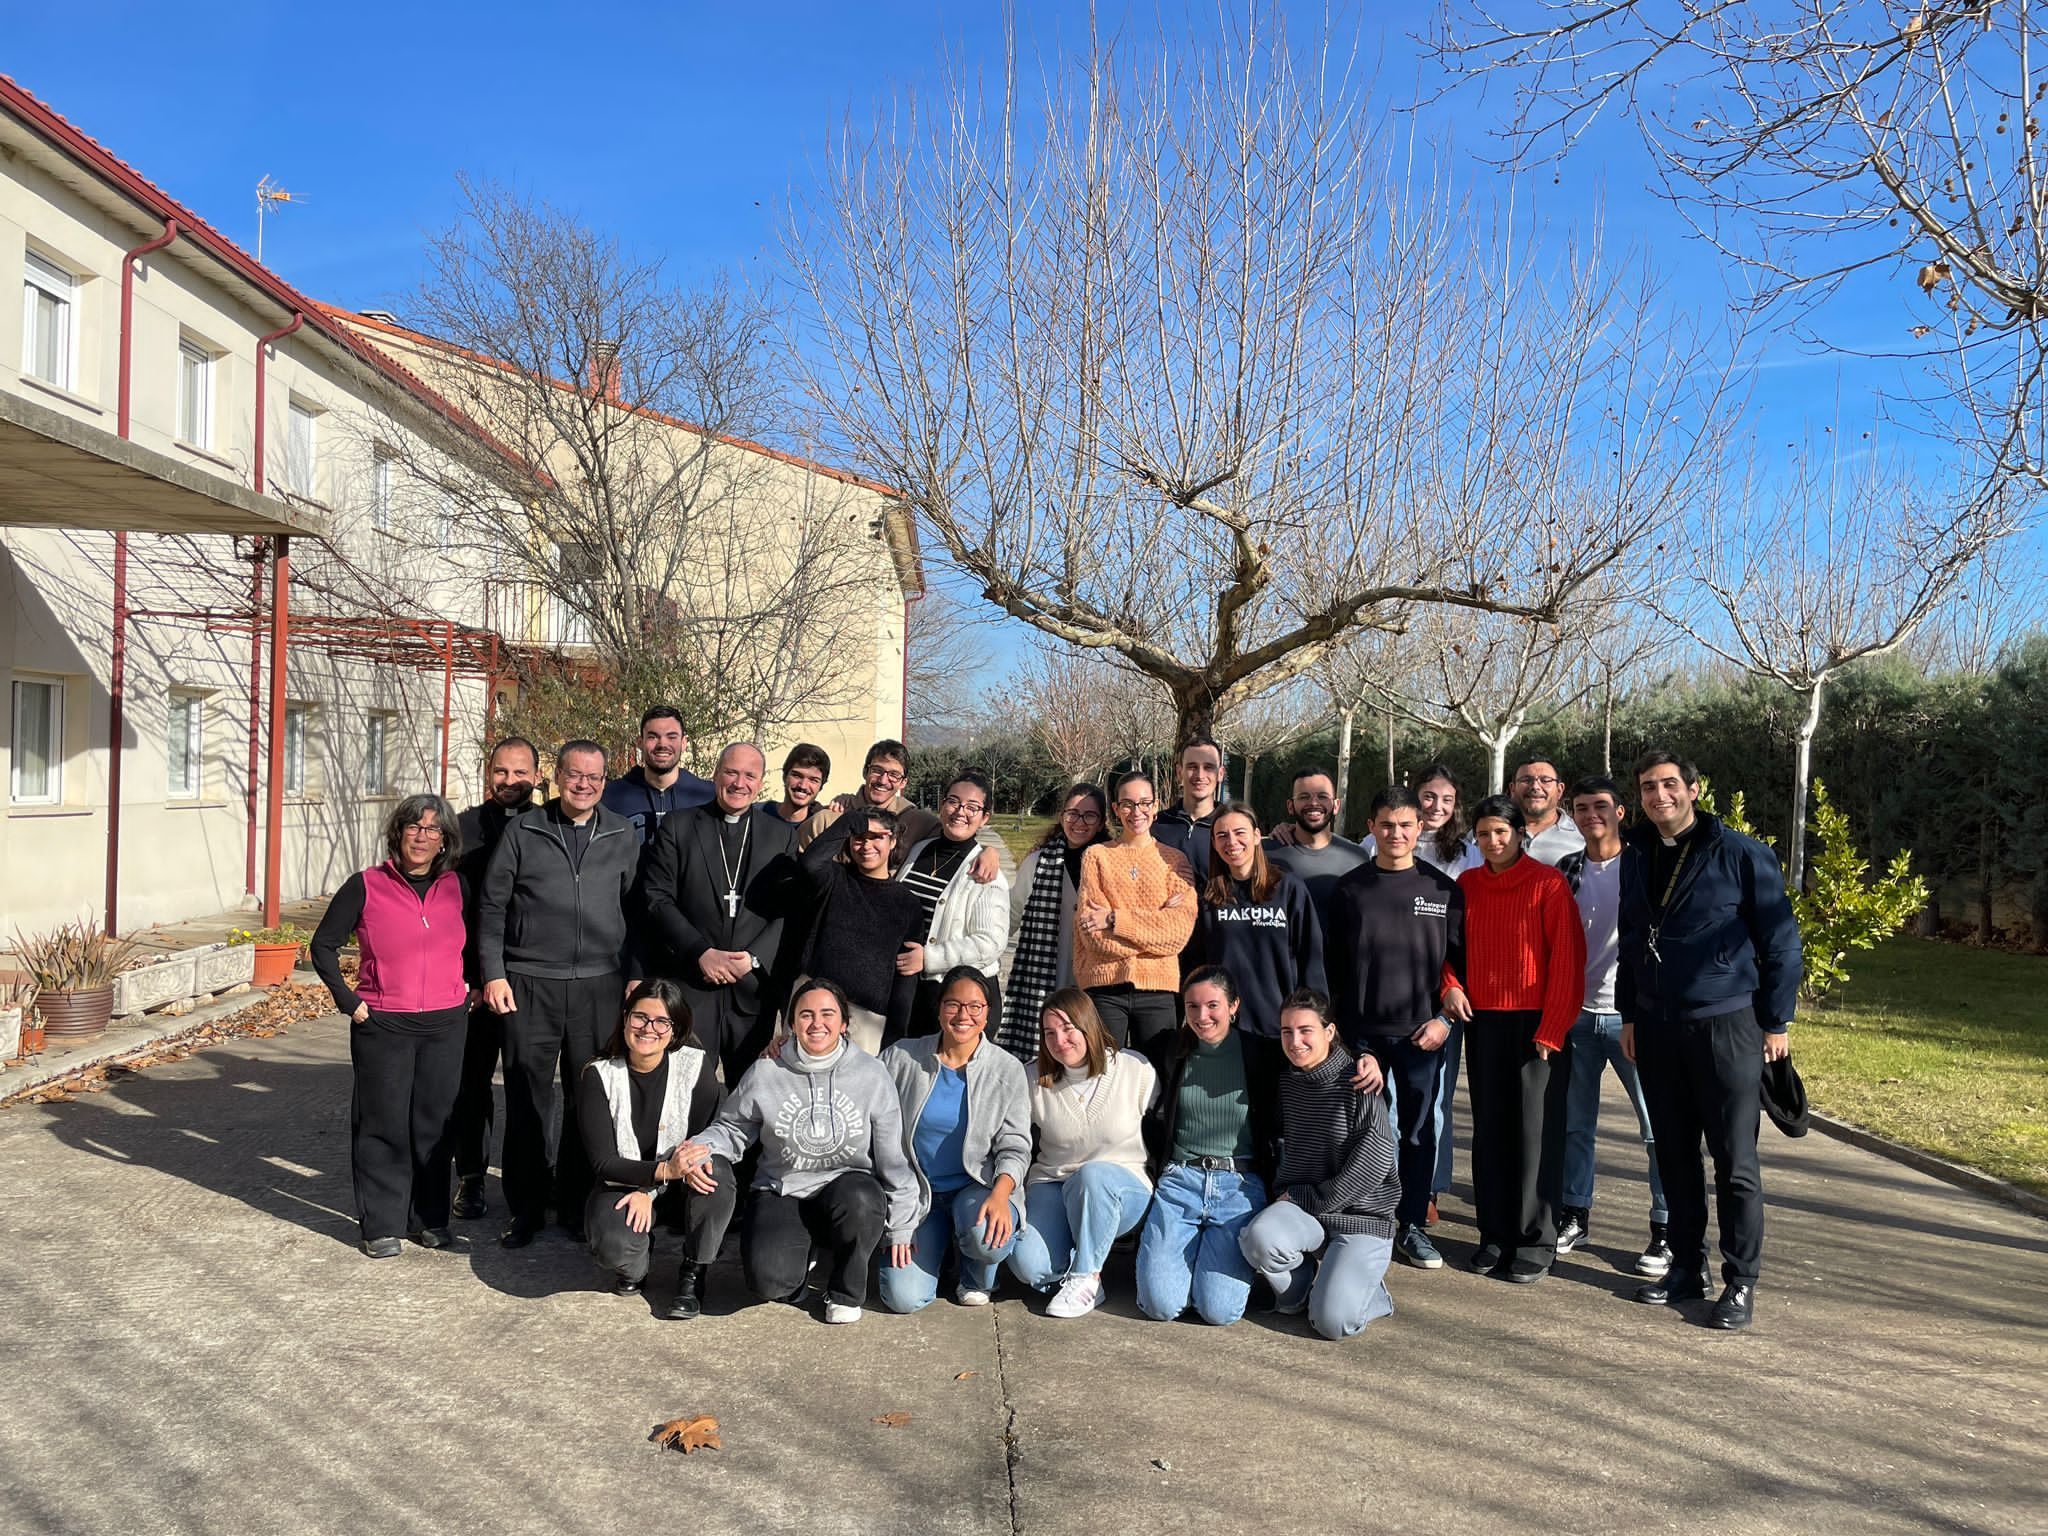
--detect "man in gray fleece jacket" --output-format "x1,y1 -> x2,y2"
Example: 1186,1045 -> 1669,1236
688,1031 -> 919,1317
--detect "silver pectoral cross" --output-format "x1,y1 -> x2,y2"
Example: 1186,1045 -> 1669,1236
724,888 -> 741,918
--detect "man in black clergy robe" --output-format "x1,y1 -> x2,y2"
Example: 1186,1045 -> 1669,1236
638,742 -> 799,1086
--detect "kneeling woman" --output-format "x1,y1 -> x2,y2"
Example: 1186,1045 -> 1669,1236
1135,966 -> 1279,1326
1237,990 -> 1400,1340
680,979 -> 918,1323
880,967 -> 1032,1312
577,980 -> 731,1319
1007,988 -> 1159,1319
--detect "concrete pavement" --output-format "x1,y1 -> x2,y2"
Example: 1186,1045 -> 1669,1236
0,1014 -> 2042,1536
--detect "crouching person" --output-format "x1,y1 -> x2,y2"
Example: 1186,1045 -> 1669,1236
676,978 -> 917,1324
1238,989 -> 1398,1340
880,967 -> 1032,1312
579,981 -> 731,1319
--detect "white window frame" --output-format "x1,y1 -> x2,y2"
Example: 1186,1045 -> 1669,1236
364,713 -> 390,796
287,399 -> 319,498
22,252 -> 78,390
9,677 -> 64,806
371,452 -> 394,533
167,691 -> 205,800
178,339 -> 213,449
283,703 -> 310,796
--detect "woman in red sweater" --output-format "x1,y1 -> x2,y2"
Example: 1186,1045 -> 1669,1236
1456,794 -> 1588,1283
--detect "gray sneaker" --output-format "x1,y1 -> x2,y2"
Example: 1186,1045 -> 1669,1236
1395,1225 -> 1444,1270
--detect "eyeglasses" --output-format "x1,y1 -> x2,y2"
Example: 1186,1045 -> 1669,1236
866,765 -> 907,785
1116,799 -> 1156,812
1513,775 -> 1562,788
403,822 -> 445,839
560,771 -> 605,787
941,795 -> 987,816
1061,809 -> 1103,823
626,1012 -> 673,1033
848,829 -> 893,844
939,1000 -> 990,1017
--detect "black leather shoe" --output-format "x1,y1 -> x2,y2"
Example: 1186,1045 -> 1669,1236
452,1176 -> 487,1220
1708,1282 -> 1755,1331
500,1216 -> 540,1249
1502,1258 -> 1549,1284
1469,1243 -> 1504,1272
665,1260 -> 705,1321
611,1274 -> 644,1298
1633,1269 -> 1710,1306
408,1226 -> 453,1249
361,1236 -> 403,1259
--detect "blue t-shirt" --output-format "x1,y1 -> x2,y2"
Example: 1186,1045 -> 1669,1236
913,1064 -> 973,1195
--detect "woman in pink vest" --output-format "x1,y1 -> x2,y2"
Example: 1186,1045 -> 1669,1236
312,793 -> 472,1258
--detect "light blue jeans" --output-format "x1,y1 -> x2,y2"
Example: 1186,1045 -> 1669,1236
1238,1199 -> 1395,1341
878,1180 -> 1022,1313
1432,1018 -> 1466,1196
1563,1011 -> 1668,1223
1007,1162 -> 1152,1290
1135,1163 -> 1266,1326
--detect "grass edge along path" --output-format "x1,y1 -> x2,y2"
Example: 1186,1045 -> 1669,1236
1788,937 -> 2046,1199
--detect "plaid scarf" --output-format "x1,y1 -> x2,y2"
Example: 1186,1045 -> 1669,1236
1000,834 -> 1073,1062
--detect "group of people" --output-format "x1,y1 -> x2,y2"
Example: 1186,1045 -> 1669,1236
310,710 -> 1801,1337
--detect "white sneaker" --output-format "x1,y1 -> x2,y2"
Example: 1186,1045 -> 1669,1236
823,1301 -> 863,1324
956,1287 -> 993,1307
1045,1273 -> 1103,1319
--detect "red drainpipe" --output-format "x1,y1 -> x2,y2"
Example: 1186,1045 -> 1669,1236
251,313 -> 303,918
901,590 -> 921,743
253,311 -> 305,496
105,218 -> 181,930
263,537 -> 292,928
244,539 -> 266,895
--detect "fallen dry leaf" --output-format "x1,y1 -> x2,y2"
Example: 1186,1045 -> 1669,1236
649,1414 -> 722,1454
873,1411 -> 913,1428
953,1371 -> 978,1381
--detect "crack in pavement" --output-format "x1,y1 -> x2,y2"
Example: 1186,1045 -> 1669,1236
991,1304 -> 1024,1535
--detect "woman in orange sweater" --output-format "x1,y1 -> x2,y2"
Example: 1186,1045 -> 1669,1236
1457,793 -> 1588,1284
1075,770 -> 1199,1052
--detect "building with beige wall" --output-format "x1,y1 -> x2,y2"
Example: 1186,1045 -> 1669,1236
0,77 -> 918,942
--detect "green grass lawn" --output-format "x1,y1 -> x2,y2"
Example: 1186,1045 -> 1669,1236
989,814 -> 1054,865
1799,937 -> 2048,1196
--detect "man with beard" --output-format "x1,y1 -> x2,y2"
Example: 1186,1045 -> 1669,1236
1265,767 -> 1369,931
604,706 -> 714,850
450,736 -> 541,1220
1510,757 -> 1585,866
639,743 -> 801,1086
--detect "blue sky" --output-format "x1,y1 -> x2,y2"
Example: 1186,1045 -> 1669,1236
6,1 -> 1986,677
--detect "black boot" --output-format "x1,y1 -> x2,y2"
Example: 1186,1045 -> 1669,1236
452,1175 -> 487,1220
665,1260 -> 705,1321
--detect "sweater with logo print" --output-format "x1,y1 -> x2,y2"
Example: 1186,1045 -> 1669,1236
1196,870 -> 1327,1036
1324,859 -> 1466,1048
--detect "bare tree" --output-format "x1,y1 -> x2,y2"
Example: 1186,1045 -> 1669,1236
1002,643 -> 1125,787
789,8 -> 1732,739
1429,0 -> 2048,511
907,587 -> 994,734
1218,683 -> 1322,806
362,177 -> 891,748
1373,594 -> 1615,794
1677,438 -> 2011,887
1315,620 -> 1411,808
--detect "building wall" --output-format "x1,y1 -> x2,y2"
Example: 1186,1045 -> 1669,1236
0,129 -> 494,936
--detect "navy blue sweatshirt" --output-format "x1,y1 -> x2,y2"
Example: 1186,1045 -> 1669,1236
1324,860 -> 1465,1047
603,764 -> 714,850
1196,870 -> 1327,1037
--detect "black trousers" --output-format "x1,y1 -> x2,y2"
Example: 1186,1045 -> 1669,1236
1360,1032 -> 1450,1230
1635,1005 -> 1765,1286
451,1002 -> 499,1183
742,1170 -> 886,1308
1088,985 -> 1180,1053
349,1008 -> 467,1240
682,985 -> 778,1090
500,972 -> 620,1227
903,973 -> 1004,1047
583,1155 -> 737,1283
1464,1010 -> 1571,1266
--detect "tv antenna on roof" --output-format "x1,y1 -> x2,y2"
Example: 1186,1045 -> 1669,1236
255,175 -> 306,264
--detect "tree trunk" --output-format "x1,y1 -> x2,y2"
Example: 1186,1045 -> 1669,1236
1486,734 -> 1510,798
1788,679 -> 1826,892
1335,705 -> 1357,835
1241,753 -> 1257,807
1384,701 -> 1395,784
1978,798 -> 1995,943
1602,667 -> 1615,773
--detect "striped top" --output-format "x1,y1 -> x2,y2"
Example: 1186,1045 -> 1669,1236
1273,1042 -> 1400,1238
903,837 -> 975,940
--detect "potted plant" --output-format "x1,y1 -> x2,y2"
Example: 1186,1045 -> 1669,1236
13,919 -> 135,1046
229,923 -> 312,988
0,977 -> 30,1059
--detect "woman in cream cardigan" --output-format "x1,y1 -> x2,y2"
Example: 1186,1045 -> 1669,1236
1006,987 -> 1159,1319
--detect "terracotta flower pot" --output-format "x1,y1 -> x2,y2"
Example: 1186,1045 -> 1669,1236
36,984 -> 114,1044
251,943 -> 301,988
19,1016 -> 44,1056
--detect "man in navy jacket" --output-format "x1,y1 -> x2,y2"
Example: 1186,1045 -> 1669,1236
1618,748 -> 1802,1331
